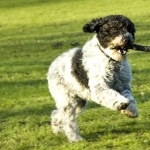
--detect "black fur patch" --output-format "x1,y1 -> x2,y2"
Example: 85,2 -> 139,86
71,49 -> 89,88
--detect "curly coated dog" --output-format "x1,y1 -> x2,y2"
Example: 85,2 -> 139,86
47,14 -> 139,142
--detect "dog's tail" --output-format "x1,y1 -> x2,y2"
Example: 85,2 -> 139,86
132,43 -> 150,52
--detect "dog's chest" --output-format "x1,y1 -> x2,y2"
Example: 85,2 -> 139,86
104,62 -> 122,89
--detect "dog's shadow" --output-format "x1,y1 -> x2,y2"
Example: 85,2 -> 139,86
83,131 -> 105,142
83,120 -> 150,142
86,101 -> 101,109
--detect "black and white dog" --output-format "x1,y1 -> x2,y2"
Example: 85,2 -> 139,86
47,15 -> 139,142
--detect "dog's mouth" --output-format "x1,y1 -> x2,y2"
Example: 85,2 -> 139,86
112,46 -> 128,55
110,33 -> 134,56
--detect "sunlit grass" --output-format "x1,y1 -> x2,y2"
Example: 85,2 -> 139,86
0,0 -> 150,149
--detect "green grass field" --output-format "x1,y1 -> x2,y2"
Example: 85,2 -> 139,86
0,0 -> 150,149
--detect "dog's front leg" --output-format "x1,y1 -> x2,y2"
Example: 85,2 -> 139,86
120,85 -> 139,118
90,85 -> 130,111
90,84 -> 138,117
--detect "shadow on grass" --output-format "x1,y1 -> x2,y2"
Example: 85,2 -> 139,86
0,79 -> 54,124
0,79 -> 48,98
0,31 -> 84,51
132,67 -> 150,73
0,59 -> 51,68
0,0 -> 71,9
0,102 -> 54,123
0,79 -> 46,87
84,120 -> 150,142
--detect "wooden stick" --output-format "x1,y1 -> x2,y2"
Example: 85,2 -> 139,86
132,43 -> 150,52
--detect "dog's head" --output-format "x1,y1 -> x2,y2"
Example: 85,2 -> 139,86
83,15 -> 135,61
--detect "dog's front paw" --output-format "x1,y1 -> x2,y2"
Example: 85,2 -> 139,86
121,102 -> 139,118
113,100 -> 129,111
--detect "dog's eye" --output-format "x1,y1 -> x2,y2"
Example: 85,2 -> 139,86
111,28 -> 116,32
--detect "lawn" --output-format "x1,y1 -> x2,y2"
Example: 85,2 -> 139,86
0,0 -> 150,149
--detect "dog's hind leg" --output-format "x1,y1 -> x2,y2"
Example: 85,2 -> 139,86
61,96 -> 87,142
51,109 -> 64,134
51,97 -> 87,135
50,84 -> 83,142
75,96 -> 87,116
61,100 -> 84,142
63,96 -> 86,142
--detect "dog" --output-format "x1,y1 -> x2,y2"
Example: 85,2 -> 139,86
47,15 -> 139,142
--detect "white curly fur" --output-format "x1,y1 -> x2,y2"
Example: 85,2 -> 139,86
47,34 -> 139,142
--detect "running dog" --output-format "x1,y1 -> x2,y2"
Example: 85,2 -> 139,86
47,15 -> 139,142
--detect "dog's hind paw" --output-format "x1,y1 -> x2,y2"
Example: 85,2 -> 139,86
51,110 -> 64,134
68,135 -> 84,142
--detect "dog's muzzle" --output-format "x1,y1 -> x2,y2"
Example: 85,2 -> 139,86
113,46 -> 128,55
122,33 -> 134,49
113,34 -> 134,55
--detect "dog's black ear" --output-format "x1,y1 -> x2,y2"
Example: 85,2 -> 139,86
83,18 -> 103,33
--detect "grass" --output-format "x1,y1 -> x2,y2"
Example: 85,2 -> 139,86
0,0 -> 150,149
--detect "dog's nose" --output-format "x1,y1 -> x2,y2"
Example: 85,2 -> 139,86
124,38 -> 131,45
123,33 -> 133,43
123,38 -> 133,50
122,35 -> 133,48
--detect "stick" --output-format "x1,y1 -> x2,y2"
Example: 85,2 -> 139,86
132,43 -> 150,52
